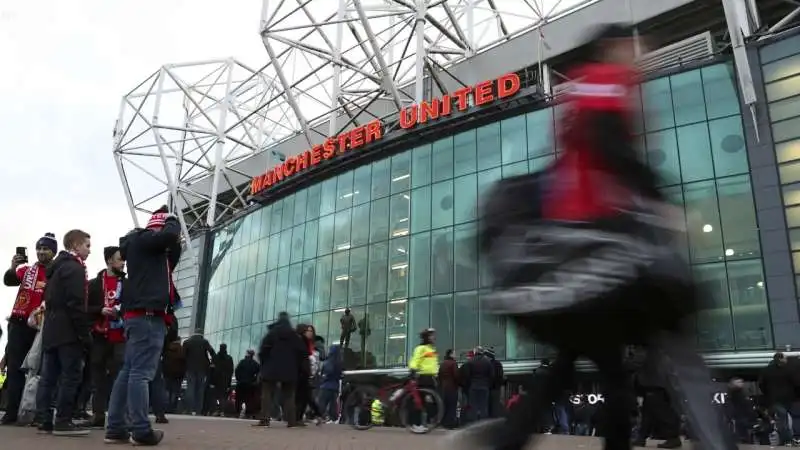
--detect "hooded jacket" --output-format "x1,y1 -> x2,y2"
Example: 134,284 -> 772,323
320,345 -> 343,390
119,217 -> 181,313
259,318 -> 307,383
40,251 -> 91,350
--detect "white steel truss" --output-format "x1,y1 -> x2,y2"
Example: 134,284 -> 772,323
114,0 -> 600,243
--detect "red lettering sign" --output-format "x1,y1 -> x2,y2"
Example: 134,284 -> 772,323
250,72 -> 521,196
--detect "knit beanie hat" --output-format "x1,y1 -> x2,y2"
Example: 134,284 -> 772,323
146,205 -> 170,229
36,233 -> 58,254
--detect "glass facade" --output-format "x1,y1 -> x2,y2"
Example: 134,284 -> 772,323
202,61 -> 772,369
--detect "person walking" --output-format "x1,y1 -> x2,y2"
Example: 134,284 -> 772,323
253,312 -> 306,428
759,352 -> 797,446
182,330 -> 215,415
295,324 -> 324,425
317,344 -> 342,423
34,230 -> 93,436
162,333 -> 186,414
104,206 -> 182,446
461,347 -> 494,423
211,344 -> 234,416
85,246 -> 127,429
234,350 -> 260,418
1,233 -> 56,426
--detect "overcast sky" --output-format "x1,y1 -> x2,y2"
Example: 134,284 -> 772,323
0,0 -> 265,352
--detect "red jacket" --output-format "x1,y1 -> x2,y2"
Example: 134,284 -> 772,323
545,63 -> 660,221
6,264 -> 48,321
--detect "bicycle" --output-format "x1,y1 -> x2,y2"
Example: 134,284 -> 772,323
345,377 -> 444,434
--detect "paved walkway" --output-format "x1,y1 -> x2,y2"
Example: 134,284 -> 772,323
0,416 -> 772,449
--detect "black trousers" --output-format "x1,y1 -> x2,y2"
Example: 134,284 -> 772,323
90,337 -> 124,419
637,388 -> 680,442
260,380 -> 296,425
2,320 -> 37,421
236,384 -> 255,415
295,378 -> 322,421
35,343 -> 84,424
74,349 -> 92,415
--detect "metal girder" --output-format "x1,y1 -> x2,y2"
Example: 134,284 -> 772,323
721,0 -> 758,140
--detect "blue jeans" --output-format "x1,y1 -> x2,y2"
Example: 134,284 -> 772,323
468,387 -> 490,422
317,388 -> 339,420
185,371 -> 207,415
107,316 -> 166,437
773,404 -> 792,445
554,403 -> 570,434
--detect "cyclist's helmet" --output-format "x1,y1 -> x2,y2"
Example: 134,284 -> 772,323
420,327 -> 436,341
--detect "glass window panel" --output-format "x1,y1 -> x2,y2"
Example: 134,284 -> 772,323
372,159 -> 391,199
278,230 -> 291,267
317,214 -> 335,256
364,303 -> 387,368
454,174 -> 477,224
264,270 -> 276,322
642,77 -> 674,131
479,293 -> 506,360
246,243 -> 259,278
299,260 -> 316,315
677,123 -> 715,182
785,184 -> 800,207
303,219 -> 318,260
661,186 -> 690,260
693,263 -> 735,351
768,95 -> 800,123
334,209 -> 352,251
367,242 -> 389,304
646,128 -> 681,186
727,259 -> 772,349
331,250 -> 350,309
791,229 -> 800,250
320,178 -> 337,217
760,35 -> 800,64
256,238 -> 269,273
253,274 -> 266,324
454,292 -> 479,355
431,227 -> 454,295
477,122 -> 502,170
765,74 -> 800,103
477,168 -> 502,217
455,223 -> 478,292
250,208 -> 264,242
314,255 -> 332,312
529,154 -> 555,173
275,267 -> 289,315
526,108 -> 554,158
266,234 -> 280,271
410,186 -> 431,234
293,189 -> 307,226
287,263 -> 302,316
336,171 -> 354,211
431,180 -> 454,229
761,50 -> 800,83
352,165 -> 372,206
390,193 -> 411,238
411,144 -> 432,188
391,152 -> 411,193
290,224 -> 305,264
501,116 -> 527,164
786,205 -> 800,228
709,116 -> 748,177
306,184 -> 321,221
430,294 -> 454,352
702,64 -> 740,119
388,236 -> 410,301
502,161 -> 528,179
454,130 -> 478,177
432,137 -> 454,182
407,297 -> 430,359
346,306 -> 366,362
270,200 -> 283,235
369,197 -> 390,243
348,246 -> 368,306
351,203 -> 371,247
773,116 -> 800,143
670,70 -> 707,126
717,175 -> 760,259
684,181 -> 724,263
386,299 -> 408,366
244,278 -> 256,325
281,195 -> 295,231
235,216 -> 248,249
410,232 -> 431,298
312,311 -> 330,345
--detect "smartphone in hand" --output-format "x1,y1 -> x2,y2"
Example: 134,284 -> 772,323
15,247 -> 28,264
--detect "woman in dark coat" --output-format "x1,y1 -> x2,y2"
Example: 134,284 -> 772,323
295,324 -> 324,425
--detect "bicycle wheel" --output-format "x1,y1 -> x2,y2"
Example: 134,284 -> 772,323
344,385 -> 380,430
398,387 -> 444,434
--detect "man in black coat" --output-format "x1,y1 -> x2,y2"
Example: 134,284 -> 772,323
235,350 -> 260,418
35,230 -> 93,436
182,330 -> 216,415
254,312 -> 306,427
105,206 -> 181,446
211,344 -> 234,416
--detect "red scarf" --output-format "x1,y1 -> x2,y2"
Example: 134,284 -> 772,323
11,263 -> 47,320
70,251 -> 89,306
94,271 -> 125,343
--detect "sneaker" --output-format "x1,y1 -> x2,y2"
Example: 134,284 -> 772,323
130,429 -> 164,446
154,416 -> 169,424
52,421 -> 91,437
104,430 -> 130,444
0,416 -> 18,426
251,419 -> 269,427
37,422 -> 54,435
657,438 -> 682,449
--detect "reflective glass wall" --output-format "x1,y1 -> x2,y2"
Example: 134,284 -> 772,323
203,61 -> 772,368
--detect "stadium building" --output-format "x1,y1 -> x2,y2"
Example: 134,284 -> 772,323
114,0 -> 800,377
